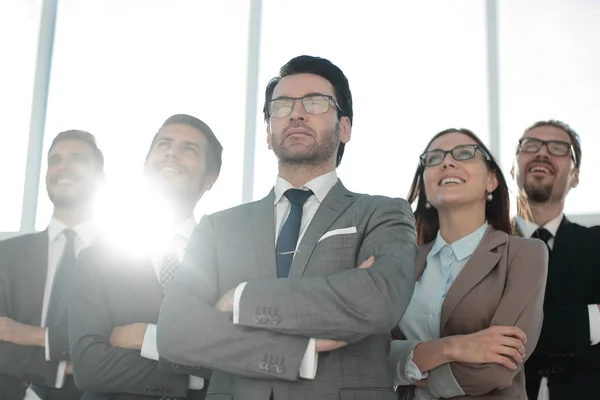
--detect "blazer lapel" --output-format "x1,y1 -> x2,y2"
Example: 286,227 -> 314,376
289,181 -> 357,277
439,227 -> 506,332
251,190 -> 278,279
24,232 -> 49,325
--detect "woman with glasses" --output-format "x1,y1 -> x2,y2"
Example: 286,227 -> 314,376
390,128 -> 548,399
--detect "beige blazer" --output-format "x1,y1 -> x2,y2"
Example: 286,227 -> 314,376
392,226 -> 548,399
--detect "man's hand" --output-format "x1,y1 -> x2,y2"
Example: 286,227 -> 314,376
215,288 -> 235,313
0,317 -> 45,347
66,362 -> 73,375
358,256 -> 375,269
109,323 -> 148,350
315,339 -> 347,352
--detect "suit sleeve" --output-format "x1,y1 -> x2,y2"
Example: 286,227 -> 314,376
157,215 -> 315,382
0,248 -> 60,387
236,198 -> 418,342
428,239 -> 548,397
68,246 -> 190,397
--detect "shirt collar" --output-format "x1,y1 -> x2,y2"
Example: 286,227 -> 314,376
273,170 -> 338,205
174,216 -> 197,241
430,223 -> 489,262
47,217 -> 97,247
514,213 -> 563,238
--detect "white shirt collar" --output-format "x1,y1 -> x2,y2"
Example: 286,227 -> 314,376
273,170 -> 338,205
514,213 -> 563,238
47,217 -> 97,247
174,216 -> 197,241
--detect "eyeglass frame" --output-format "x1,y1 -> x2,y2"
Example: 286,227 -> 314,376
266,93 -> 344,118
517,137 -> 576,164
419,144 -> 492,167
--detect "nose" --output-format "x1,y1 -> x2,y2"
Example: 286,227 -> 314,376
289,98 -> 307,121
441,153 -> 457,169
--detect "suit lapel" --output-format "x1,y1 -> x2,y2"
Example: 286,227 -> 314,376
439,227 -> 506,332
251,190 -> 278,279
289,181 -> 357,278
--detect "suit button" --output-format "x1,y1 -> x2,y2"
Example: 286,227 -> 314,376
61,350 -> 69,356
253,315 -> 260,323
538,369 -> 544,376
272,315 -> 280,324
266,315 -> 273,324
259,361 -> 267,370
275,364 -> 285,374
259,314 -> 267,323
171,363 -> 179,370
265,362 -> 273,372
569,353 -> 574,357
22,381 -> 28,387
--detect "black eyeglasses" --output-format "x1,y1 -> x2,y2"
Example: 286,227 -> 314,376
517,137 -> 575,161
267,94 -> 342,118
420,144 -> 491,167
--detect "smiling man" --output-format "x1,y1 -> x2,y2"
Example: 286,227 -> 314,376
512,120 -> 600,400
0,130 -> 105,400
68,115 -> 222,399
156,56 -> 417,400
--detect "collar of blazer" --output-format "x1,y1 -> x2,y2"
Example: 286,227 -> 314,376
252,179 -> 358,279
416,225 -> 509,333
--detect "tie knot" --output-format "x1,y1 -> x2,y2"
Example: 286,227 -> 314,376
284,189 -> 313,205
533,228 -> 553,244
63,229 -> 76,243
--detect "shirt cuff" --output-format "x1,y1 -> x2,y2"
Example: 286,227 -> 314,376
189,375 -> 204,390
405,350 -> 428,381
588,304 -> 600,346
299,338 -> 318,379
55,361 -> 67,388
140,324 -> 160,361
44,328 -> 50,361
232,282 -> 248,324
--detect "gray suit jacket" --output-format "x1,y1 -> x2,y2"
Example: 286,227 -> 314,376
156,180 -> 417,400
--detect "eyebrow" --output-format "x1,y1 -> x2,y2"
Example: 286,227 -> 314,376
272,92 -> 332,100
157,136 -> 202,150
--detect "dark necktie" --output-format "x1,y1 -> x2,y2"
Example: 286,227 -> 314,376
533,228 -> 553,252
46,229 -> 77,325
159,251 -> 179,293
276,189 -> 313,278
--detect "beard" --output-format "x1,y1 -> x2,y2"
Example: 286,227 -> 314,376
272,122 -> 340,167
523,178 -> 553,203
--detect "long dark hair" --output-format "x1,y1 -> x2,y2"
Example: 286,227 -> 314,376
407,128 -> 511,245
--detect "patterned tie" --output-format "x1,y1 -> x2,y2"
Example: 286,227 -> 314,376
159,251 -> 180,293
276,189 -> 313,278
533,228 -> 553,252
46,229 -> 77,324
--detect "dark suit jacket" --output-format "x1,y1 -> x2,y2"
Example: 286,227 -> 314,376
392,227 -> 548,399
516,217 -> 600,399
68,236 -> 210,400
157,181 -> 418,400
0,231 -> 82,400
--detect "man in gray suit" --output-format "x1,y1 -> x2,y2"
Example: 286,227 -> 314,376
157,55 -> 417,400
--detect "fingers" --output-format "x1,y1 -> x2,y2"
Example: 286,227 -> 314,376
492,325 -> 527,344
488,352 -> 518,371
358,256 -> 375,269
500,336 -> 526,357
493,344 -> 524,366
315,339 -> 347,352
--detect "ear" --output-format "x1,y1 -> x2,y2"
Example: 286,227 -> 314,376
266,124 -> 273,150
202,173 -> 218,192
487,171 -> 499,193
339,116 -> 351,144
510,163 -> 515,180
570,168 -> 580,189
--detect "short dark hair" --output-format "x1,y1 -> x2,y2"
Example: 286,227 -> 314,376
148,114 -> 223,177
262,55 -> 353,167
48,130 -> 104,172
407,128 -> 512,245
521,119 -> 581,169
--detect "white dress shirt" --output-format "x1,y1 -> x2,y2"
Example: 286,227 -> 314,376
515,214 -> 600,400
140,216 -> 204,390
24,218 -> 97,400
232,170 -> 339,380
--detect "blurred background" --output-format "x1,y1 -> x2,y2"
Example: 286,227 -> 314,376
1,0 -> 599,239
